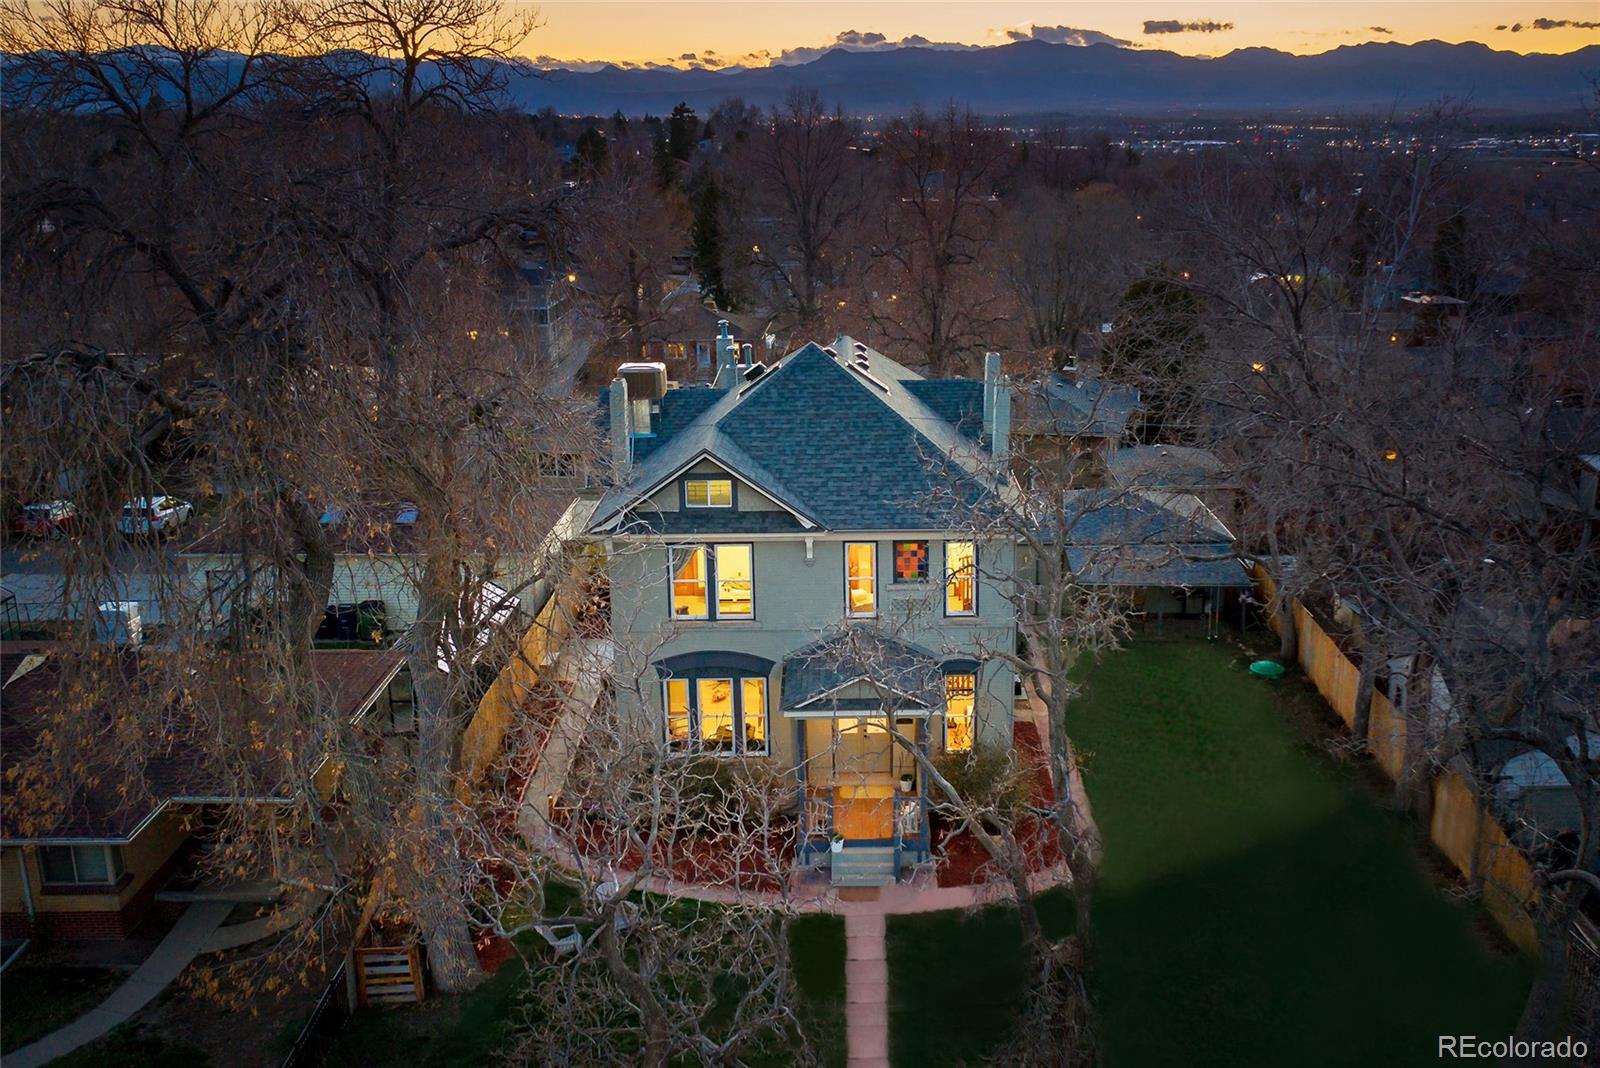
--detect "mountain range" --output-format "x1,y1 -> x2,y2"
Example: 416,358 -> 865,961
515,40 -> 1600,115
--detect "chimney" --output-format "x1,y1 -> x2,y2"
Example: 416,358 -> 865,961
609,375 -> 632,475
618,361 -> 667,437
991,376 -> 1012,463
714,320 -> 739,389
982,351 -> 1001,429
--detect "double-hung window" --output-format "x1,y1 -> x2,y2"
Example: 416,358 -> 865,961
671,544 -> 755,620
845,542 -> 877,617
40,844 -> 124,886
944,674 -> 975,752
945,541 -> 977,616
661,674 -> 769,755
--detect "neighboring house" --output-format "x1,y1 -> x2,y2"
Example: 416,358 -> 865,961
1052,487 -> 1250,626
588,335 -> 1018,886
177,506 -> 538,645
1012,367 -> 1141,486
1105,444 -> 1243,532
0,643 -> 410,941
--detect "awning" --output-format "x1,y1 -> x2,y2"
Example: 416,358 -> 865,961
781,628 -> 945,714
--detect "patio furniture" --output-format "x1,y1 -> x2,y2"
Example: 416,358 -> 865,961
533,923 -> 583,956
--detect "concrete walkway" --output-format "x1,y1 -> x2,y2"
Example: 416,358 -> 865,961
844,911 -> 890,1068
8,901 -> 231,1068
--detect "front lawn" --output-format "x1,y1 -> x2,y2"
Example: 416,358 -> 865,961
1070,640 -> 1532,1067
0,963 -> 122,1054
885,888 -> 1074,1065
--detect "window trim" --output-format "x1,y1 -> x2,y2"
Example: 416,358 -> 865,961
844,541 -> 878,618
944,540 -> 979,617
892,540 -> 931,584
683,477 -> 735,509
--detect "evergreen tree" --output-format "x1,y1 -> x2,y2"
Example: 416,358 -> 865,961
652,123 -> 675,189
692,175 -> 729,307
610,108 -> 629,140
575,127 -> 607,174
668,102 -> 698,162
1104,272 -> 1207,443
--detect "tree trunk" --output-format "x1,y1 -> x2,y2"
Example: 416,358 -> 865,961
1351,646 -> 1377,744
1508,894 -> 1577,1062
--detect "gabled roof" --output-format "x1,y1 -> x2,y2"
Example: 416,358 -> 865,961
590,339 -> 1007,534
781,628 -> 946,712
1053,489 -> 1249,588
1016,373 -> 1141,439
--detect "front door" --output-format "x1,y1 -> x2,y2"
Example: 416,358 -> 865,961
832,718 -> 894,840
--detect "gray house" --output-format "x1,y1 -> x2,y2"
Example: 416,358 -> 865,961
588,334 -> 1018,884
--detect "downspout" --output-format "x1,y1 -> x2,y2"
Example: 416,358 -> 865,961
17,849 -> 36,928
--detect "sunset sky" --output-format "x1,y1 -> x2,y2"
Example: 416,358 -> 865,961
526,1 -> 1600,68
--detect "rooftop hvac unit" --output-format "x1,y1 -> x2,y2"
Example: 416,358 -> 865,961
95,601 -> 142,647
617,361 -> 668,401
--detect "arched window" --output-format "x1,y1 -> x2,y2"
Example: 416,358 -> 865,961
654,652 -> 774,756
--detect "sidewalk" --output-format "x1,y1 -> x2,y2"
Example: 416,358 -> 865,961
7,901 -> 231,1068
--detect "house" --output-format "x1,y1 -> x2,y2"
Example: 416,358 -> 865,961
1051,487 -> 1251,629
1012,367 -> 1141,486
586,335 -> 1017,886
177,505 -> 537,646
0,643 -> 409,941
1105,443 -> 1243,532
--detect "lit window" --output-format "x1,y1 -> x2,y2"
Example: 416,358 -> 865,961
664,678 -> 691,747
893,540 -> 929,583
40,844 -> 123,886
698,678 -> 736,752
715,544 -> 754,618
671,547 -> 709,618
685,479 -> 733,508
945,674 -> 975,752
945,541 -> 977,616
845,542 -> 877,617
742,677 -> 768,755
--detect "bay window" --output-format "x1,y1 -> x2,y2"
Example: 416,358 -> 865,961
845,542 -> 877,617
661,673 -> 769,755
945,541 -> 977,616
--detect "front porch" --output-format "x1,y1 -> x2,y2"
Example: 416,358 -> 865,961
794,716 -> 932,885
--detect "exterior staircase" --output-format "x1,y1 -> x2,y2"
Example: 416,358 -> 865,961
830,845 -> 898,887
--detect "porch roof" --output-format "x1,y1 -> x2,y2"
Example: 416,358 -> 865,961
780,628 -> 945,713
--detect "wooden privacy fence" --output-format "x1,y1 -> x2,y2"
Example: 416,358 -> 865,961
1254,567 -> 1540,950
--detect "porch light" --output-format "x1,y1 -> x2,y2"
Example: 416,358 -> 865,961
1389,333 -> 1399,344
751,244 -> 761,253
466,329 -> 479,341
566,272 -> 578,283
1382,448 -> 1399,462
1250,361 -> 1266,373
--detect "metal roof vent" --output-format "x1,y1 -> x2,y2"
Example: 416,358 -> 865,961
743,362 -> 767,382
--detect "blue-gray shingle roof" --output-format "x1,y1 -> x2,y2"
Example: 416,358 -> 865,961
781,628 -> 945,711
591,340 -> 1004,534
902,379 -> 984,440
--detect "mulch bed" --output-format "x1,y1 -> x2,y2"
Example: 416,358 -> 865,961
931,721 -> 1064,888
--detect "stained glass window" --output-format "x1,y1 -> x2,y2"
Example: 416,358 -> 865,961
893,540 -> 929,583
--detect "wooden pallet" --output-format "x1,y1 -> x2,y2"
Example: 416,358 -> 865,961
355,944 -> 425,1006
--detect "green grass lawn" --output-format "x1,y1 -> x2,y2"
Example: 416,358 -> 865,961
886,888 -> 1075,1065
789,913 -> 849,1068
0,964 -> 123,1054
1069,640 -> 1532,1067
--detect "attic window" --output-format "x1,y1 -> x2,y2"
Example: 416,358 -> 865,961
685,479 -> 733,508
